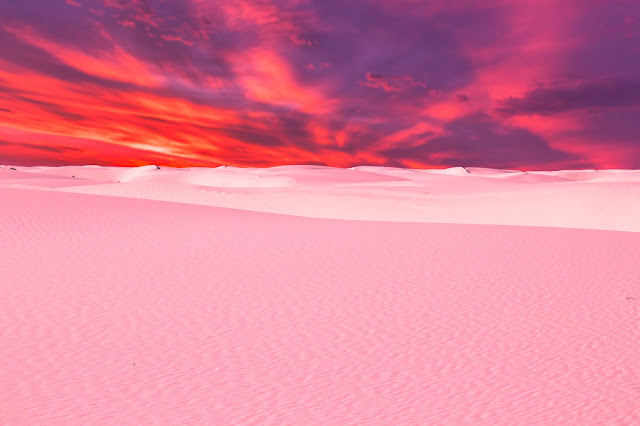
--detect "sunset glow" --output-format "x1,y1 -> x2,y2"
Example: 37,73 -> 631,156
1,0 -> 639,168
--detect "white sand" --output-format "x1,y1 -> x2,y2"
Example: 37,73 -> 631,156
1,164 -> 639,424
4,164 -> 640,231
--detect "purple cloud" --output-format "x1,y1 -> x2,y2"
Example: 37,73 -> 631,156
383,114 -> 584,170
497,79 -> 640,116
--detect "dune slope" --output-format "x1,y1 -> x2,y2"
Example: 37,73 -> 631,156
1,183 -> 639,424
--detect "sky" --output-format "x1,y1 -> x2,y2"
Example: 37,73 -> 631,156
0,0 -> 639,169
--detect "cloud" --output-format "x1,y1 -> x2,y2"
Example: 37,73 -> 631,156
359,72 -> 427,92
4,25 -> 165,87
0,139 -> 80,153
233,48 -> 336,114
496,79 -> 640,116
103,0 -> 129,9
383,114 -> 583,170
160,33 -> 195,46
0,125 -> 219,167
104,0 -> 160,28
0,27 -> 128,89
289,34 -> 317,47
23,144 -> 81,153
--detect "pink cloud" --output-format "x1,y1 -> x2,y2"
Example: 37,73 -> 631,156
289,34 -> 317,47
160,34 -> 195,46
359,73 -> 427,92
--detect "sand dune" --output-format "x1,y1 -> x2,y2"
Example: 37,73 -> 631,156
2,164 -> 640,231
1,165 -> 639,424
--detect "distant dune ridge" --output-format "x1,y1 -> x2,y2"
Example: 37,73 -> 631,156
1,165 -> 639,424
2,164 -> 640,231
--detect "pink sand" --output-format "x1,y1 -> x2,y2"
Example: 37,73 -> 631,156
1,165 -> 639,424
